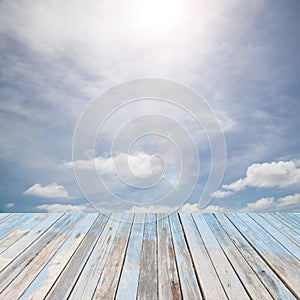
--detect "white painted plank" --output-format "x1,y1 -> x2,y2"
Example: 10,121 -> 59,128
260,214 -> 300,245
215,214 -> 296,300
271,213 -> 300,235
137,213 -> 158,300
0,214 -> 86,299
227,213 -> 300,297
0,214 -> 30,240
69,213 -> 124,300
203,214 -> 272,300
0,213 -> 65,292
179,213 -> 225,300
45,213 -> 109,299
0,214 -> 49,254
192,214 -> 250,299
19,213 -> 98,300
169,213 -> 203,299
249,214 -> 300,260
92,214 -> 134,300
157,213 -> 182,300
115,214 -> 145,300
0,214 -> 11,223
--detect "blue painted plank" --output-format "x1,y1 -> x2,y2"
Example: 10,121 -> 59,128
19,213 -> 98,300
227,213 -> 300,297
92,214 -> 134,299
45,213 -> 109,299
1,214 -> 87,299
261,214 -> 300,245
115,214 -> 145,300
192,214 -> 250,299
250,214 -> 300,260
169,213 -> 202,299
215,214 -> 296,300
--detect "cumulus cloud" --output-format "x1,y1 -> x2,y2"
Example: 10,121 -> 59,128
211,190 -> 233,198
64,152 -> 164,178
277,193 -> 300,208
36,203 -> 89,212
24,183 -> 69,198
242,197 -> 275,212
223,160 -> 300,192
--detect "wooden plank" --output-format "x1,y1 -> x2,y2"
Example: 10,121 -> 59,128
0,214 -> 11,223
0,214 -> 29,240
137,213 -> 158,300
227,213 -> 300,297
0,214 -> 49,254
69,214 -> 125,299
285,213 -> 300,227
0,214 -> 86,299
92,214 -> 134,299
192,214 -> 250,299
115,214 -> 145,300
215,214 -> 296,300
179,213 -> 225,300
0,213 -> 65,292
203,214 -> 273,300
45,213 -> 109,299
271,213 -> 300,235
249,214 -> 300,260
169,213 -> 202,299
157,213 -> 182,300
0,213 -> 63,273
260,214 -> 300,245
19,213 -> 98,300
239,213 -> 300,265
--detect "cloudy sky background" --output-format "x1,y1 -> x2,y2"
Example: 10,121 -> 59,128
0,0 -> 299,213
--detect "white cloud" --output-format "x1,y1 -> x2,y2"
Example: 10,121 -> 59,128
36,203 -> 90,213
211,190 -> 233,198
24,183 -> 69,198
277,193 -> 300,208
242,197 -> 275,212
223,160 -> 300,192
65,152 -> 164,178
5,203 -> 14,208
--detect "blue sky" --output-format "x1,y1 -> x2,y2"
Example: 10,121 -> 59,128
0,0 -> 299,213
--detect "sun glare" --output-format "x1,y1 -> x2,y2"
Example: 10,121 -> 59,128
135,0 -> 183,35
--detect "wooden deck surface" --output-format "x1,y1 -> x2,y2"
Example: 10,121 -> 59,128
0,213 -> 299,299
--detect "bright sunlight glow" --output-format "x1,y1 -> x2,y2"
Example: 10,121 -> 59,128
135,0 -> 184,35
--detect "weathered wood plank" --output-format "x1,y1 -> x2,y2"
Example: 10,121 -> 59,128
169,213 -> 203,299
69,214 -> 124,300
203,214 -> 273,300
0,214 -> 29,240
227,213 -> 300,297
0,213 -> 65,292
115,214 -> 145,300
19,213 -> 98,300
249,214 -> 300,260
0,214 -> 11,223
137,213 -> 158,300
0,214 -> 86,299
193,213 -> 250,299
157,213 -> 182,300
271,213 -> 300,235
92,214 -> 134,299
0,214 -> 48,254
215,214 -> 296,300
260,214 -> 300,245
179,213 -> 226,300
45,213 -> 109,300
0,213 -> 63,273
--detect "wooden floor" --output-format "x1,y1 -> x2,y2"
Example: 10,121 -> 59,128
0,213 -> 299,299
